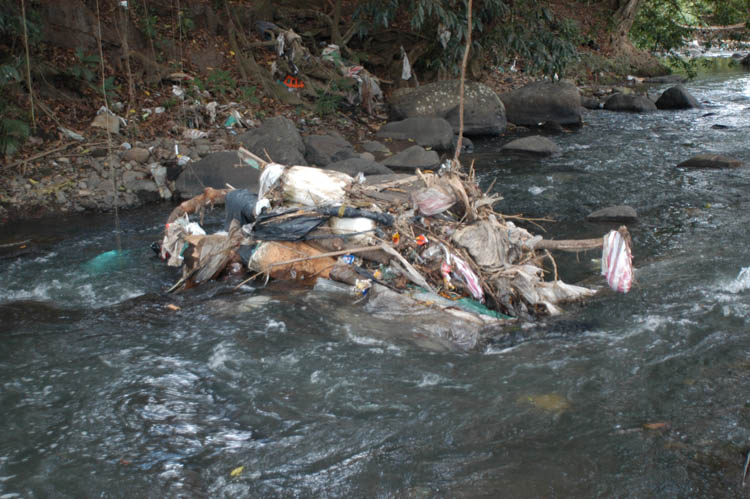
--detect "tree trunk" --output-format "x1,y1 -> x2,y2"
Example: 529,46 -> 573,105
608,0 -> 642,53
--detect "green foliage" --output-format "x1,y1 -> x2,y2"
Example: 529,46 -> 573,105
692,0 -> 750,26
140,14 -> 159,41
0,2 -> 40,158
631,0 -> 691,53
0,62 -> 21,85
0,99 -> 29,158
239,85 -> 260,105
355,0 -> 509,74
354,0 -> 582,77
0,1 -> 42,49
632,0 -> 750,54
68,48 -> 99,84
314,81 -> 344,117
66,48 -> 120,102
206,69 -> 237,96
178,9 -> 194,33
487,2 -> 581,76
163,97 -> 178,109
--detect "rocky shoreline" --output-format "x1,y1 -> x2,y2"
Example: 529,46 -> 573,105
0,76 -> 718,229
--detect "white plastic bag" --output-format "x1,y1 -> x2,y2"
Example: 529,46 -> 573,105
281,166 -> 352,206
601,229 -> 633,293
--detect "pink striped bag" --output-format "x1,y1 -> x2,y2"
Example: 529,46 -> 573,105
601,229 -> 633,293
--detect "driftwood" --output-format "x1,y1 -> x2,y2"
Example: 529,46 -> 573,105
536,238 -> 603,252
167,187 -> 231,224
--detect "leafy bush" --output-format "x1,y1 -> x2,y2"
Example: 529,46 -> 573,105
631,1 -> 691,54
0,97 -> 29,158
314,81 -> 344,117
354,0 -> 582,77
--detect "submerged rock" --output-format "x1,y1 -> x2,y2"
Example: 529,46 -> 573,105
677,154 -> 743,169
656,85 -> 701,110
603,93 -> 657,113
501,135 -> 561,157
587,205 -> 638,223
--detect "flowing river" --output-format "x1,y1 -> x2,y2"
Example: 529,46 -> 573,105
3,68 -> 750,497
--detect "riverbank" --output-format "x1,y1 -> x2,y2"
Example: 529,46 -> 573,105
0,63 -> 668,231
0,61 -> 524,226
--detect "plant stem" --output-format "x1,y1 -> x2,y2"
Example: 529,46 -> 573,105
20,0 -> 35,130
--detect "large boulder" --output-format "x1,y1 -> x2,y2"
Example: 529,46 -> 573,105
380,145 -> 440,171
677,154 -> 743,169
303,131 -> 356,166
656,85 -> 701,110
501,135 -> 561,157
174,151 -> 260,198
389,80 -> 507,136
499,81 -> 582,126
603,93 -> 657,113
238,116 -> 307,165
377,117 -> 454,151
325,158 -> 394,177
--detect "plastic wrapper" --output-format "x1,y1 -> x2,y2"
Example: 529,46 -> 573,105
281,166 -> 352,206
249,241 -> 336,281
328,216 -> 376,243
412,187 -> 456,216
601,229 -> 633,293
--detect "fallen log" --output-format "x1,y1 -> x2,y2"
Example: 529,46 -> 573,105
167,187 -> 231,224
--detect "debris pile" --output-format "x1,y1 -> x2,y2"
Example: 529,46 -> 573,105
160,149 -> 632,322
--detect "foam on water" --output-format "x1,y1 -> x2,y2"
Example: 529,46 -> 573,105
720,266 -> 750,293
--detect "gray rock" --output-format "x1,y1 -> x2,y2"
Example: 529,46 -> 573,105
122,147 -> 150,163
303,132 -> 356,166
380,145 -> 440,171
500,81 -> 582,126
359,152 -> 375,161
656,85 -> 701,110
238,116 -> 306,165
677,154 -> 743,169
195,143 -> 211,157
326,157 -> 394,177
603,93 -> 657,113
587,205 -> 638,223
452,135 -> 474,153
376,117 -> 454,151
501,135 -> 561,157
121,170 -> 158,193
361,140 -> 391,154
87,171 -> 102,190
175,151 -> 260,198
389,80 -> 507,136
581,96 -> 601,110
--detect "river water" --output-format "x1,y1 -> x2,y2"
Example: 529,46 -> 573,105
3,69 -> 750,497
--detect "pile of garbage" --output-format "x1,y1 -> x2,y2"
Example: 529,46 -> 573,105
159,148 -> 633,324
